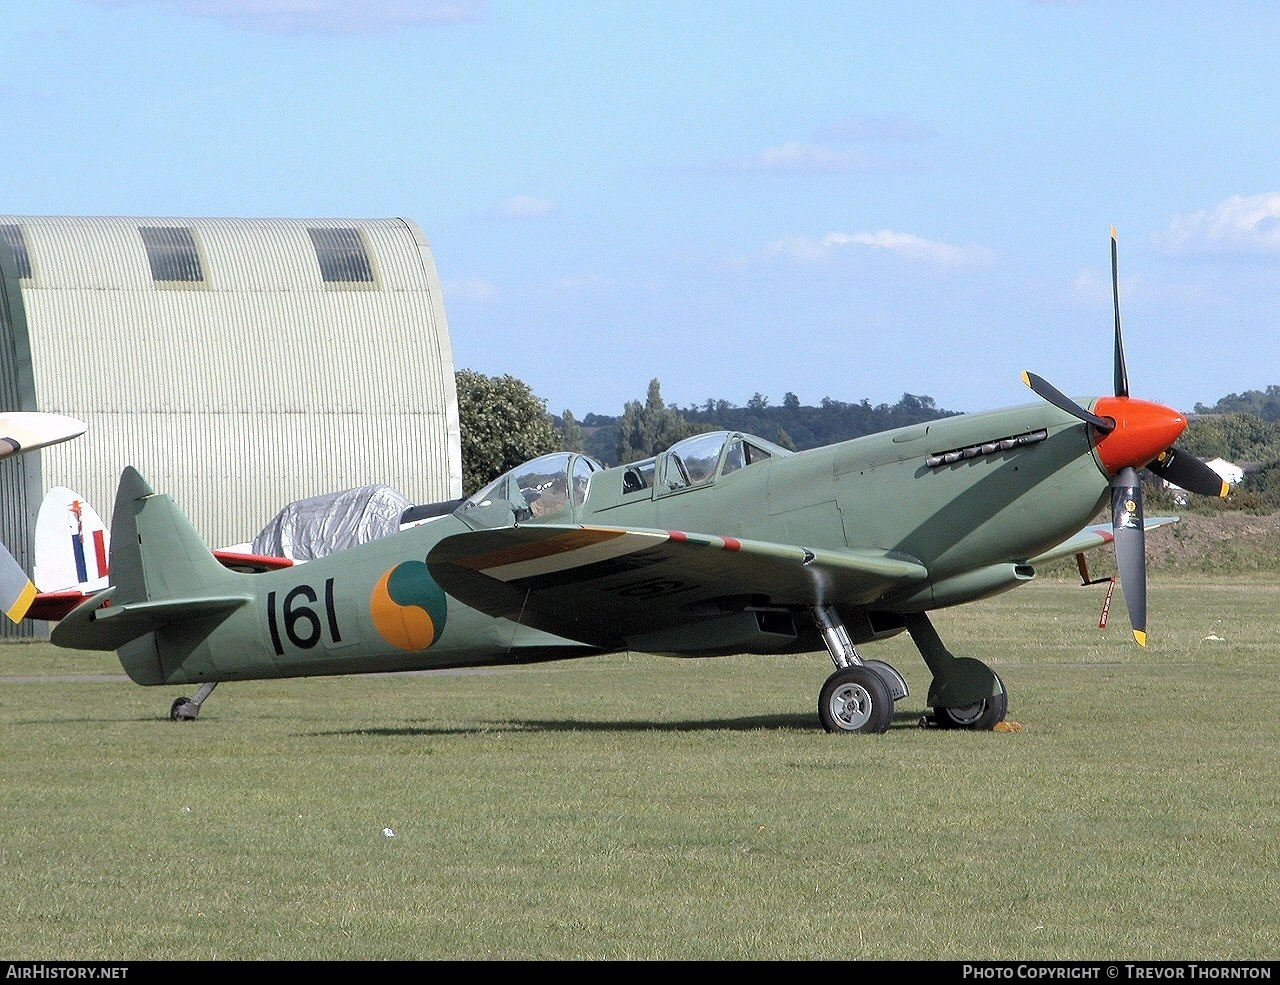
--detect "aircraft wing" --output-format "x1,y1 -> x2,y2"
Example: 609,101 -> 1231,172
427,524 -> 928,649
1027,515 -> 1179,566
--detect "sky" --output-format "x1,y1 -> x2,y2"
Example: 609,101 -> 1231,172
5,0 -> 1280,420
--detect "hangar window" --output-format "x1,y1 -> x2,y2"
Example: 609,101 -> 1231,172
0,224 -> 31,279
139,226 -> 204,282
308,227 -> 375,283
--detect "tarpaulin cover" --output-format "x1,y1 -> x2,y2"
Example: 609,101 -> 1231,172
251,484 -> 413,561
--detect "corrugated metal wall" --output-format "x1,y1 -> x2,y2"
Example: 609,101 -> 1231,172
0,216 -> 461,632
0,230 -> 44,640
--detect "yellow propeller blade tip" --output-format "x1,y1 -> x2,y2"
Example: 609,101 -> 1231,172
1133,629 -> 1147,647
1020,370 -> 1031,387
1111,224 -> 1118,239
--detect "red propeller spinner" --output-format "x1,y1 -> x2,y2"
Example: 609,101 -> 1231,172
1090,396 -> 1188,477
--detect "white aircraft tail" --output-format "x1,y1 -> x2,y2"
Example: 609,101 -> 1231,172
34,486 -> 110,596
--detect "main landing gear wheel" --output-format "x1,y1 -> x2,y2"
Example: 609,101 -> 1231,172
818,666 -> 894,734
931,672 -> 1007,731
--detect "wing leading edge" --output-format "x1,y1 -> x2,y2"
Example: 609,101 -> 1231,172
1027,515 -> 1178,567
427,524 -> 928,649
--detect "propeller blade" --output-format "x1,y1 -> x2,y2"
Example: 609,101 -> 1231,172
1111,466 -> 1147,646
1147,447 -> 1231,498
1111,225 -> 1130,399
0,540 -> 36,623
1021,371 -> 1115,431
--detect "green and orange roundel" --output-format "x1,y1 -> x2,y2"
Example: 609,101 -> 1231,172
370,560 -> 448,651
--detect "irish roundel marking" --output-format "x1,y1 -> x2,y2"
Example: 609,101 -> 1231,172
370,560 -> 447,651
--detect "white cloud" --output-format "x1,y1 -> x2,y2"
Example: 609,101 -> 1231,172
544,274 -> 618,298
442,278 -> 499,302
768,229 -> 996,266
1154,193 -> 1280,258
728,141 -> 886,173
88,0 -> 485,33
492,195 -> 557,219
1068,268 -> 1145,309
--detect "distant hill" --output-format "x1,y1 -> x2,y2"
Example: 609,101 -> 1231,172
567,384 -> 1280,514
580,392 -> 958,465
1193,386 -> 1280,421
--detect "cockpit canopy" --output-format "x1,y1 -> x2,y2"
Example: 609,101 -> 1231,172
455,431 -> 790,530
456,451 -> 603,529
622,430 -> 788,496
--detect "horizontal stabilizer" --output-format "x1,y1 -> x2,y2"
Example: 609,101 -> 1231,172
50,587 -> 251,652
211,549 -> 294,573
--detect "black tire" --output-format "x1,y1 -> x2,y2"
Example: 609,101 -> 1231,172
170,697 -> 197,722
933,671 -> 1007,731
818,666 -> 894,734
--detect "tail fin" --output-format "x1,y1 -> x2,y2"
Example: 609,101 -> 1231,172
51,468 -> 251,663
108,466 -> 239,604
33,485 -> 110,596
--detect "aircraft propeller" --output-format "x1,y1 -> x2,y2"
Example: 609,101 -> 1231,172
1022,227 -> 1231,646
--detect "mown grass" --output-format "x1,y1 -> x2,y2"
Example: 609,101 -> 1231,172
1,577 -> 1276,961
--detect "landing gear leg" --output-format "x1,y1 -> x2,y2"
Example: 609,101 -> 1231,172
810,605 -> 904,734
169,681 -> 217,722
903,612 -> 1006,730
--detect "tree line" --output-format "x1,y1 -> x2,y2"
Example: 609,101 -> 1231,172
456,368 -> 1280,511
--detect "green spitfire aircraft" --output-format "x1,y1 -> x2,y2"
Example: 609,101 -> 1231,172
50,231 -> 1231,731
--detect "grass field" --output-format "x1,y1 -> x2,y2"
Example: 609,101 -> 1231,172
1,577 -> 1277,961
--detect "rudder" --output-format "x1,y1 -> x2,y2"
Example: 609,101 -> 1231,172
110,465 -> 235,606
51,468 -> 249,675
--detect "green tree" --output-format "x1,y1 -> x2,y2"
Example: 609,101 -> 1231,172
616,378 -> 698,463
456,369 -> 560,496
559,409 -> 584,453
1194,385 -> 1280,420
1180,412 -> 1280,465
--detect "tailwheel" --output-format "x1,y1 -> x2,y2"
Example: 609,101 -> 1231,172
168,682 -> 217,722
818,666 -> 894,734
931,672 -> 1007,731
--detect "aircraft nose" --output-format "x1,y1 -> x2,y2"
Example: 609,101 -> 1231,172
1091,396 -> 1188,476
